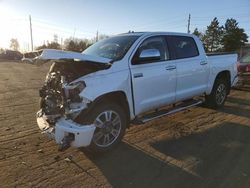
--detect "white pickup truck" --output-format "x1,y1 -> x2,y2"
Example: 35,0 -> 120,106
36,32 -> 238,152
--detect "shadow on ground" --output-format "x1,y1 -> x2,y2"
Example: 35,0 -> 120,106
150,122 -> 250,188
84,143 -> 201,188
83,122 -> 250,188
227,96 -> 250,107
233,86 -> 250,92
219,96 -> 250,119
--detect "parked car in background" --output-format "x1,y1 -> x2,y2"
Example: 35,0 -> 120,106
0,50 -> 23,61
22,51 -> 42,63
238,53 -> 250,86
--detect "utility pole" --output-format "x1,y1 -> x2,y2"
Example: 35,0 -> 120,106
73,28 -> 76,40
187,14 -> 191,34
61,38 -> 63,50
29,15 -> 34,51
96,30 -> 99,42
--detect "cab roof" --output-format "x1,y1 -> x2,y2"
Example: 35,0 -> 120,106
118,31 -> 194,37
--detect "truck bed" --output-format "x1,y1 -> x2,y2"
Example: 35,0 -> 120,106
206,52 -> 237,56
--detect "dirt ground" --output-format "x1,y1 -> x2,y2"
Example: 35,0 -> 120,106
0,61 -> 250,188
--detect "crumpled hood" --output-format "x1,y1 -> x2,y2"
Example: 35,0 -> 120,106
35,49 -> 112,65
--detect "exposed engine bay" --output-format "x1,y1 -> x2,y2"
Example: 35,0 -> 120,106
39,60 -> 110,124
35,49 -> 113,150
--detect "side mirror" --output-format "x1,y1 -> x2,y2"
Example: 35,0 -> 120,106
139,49 -> 161,62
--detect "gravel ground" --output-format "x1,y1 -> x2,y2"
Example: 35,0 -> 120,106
0,62 -> 250,188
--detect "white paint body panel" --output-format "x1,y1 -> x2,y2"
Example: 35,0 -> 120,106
175,56 -> 209,101
38,32 -> 238,148
37,116 -> 96,147
37,49 -> 111,64
37,32 -> 237,147
55,118 -> 96,147
206,53 -> 238,93
68,32 -> 238,119
174,36 -> 210,101
130,60 -> 177,115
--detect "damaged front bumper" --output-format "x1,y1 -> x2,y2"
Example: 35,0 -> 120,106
36,111 -> 96,148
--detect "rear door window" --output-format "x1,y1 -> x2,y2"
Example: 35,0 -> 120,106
167,36 -> 199,59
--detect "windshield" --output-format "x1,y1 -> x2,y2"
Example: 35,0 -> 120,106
82,35 -> 139,61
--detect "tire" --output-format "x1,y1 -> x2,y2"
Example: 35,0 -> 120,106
205,78 -> 229,109
85,102 -> 127,153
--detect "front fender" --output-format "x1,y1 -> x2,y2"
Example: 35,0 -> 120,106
78,69 -> 134,119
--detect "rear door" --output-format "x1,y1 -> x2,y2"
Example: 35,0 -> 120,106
166,35 -> 209,101
129,36 -> 177,115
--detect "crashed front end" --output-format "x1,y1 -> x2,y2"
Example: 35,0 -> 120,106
36,49 -> 111,150
36,72 -> 95,149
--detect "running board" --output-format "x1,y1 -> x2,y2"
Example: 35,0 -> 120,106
133,99 -> 203,124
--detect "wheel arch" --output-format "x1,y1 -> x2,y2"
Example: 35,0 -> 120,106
214,70 -> 231,94
77,91 -> 131,127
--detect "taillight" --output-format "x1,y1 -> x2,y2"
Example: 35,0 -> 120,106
246,65 -> 250,72
239,65 -> 250,72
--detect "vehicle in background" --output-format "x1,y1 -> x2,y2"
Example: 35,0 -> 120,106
22,51 -> 42,63
0,50 -> 23,61
237,53 -> 250,86
36,32 -> 238,152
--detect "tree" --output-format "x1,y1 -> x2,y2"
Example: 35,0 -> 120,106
53,34 -> 58,43
203,17 -> 223,52
193,28 -> 202,39
64,37 -> 91,52
65,39 -> 77,51
35,44 -> 47,50
10,38 -> 19,51
47,41 -> 61,49
98,34 -> 109,40
35,41 -> 61,50
192,28 -> 209,51
222,18 -> 248,52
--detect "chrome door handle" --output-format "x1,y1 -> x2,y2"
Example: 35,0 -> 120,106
133,73 -> 143,78
166,65 -> 176,71
200,61 -> 207,65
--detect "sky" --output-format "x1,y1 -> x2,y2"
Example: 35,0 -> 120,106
0,0 -> 249,51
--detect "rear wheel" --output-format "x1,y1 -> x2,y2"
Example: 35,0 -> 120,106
205,78 -> 229,109
86,102 -> 127,152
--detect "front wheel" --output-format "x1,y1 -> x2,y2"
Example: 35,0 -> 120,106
205,78 -> 229,109
86,102 -> 127,153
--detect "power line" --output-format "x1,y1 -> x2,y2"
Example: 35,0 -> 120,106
138,18 -> 186,28
192,13 -> 250,20
32,18 -> 96,36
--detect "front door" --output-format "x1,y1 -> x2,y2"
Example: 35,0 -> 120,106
129,36 -> 177,115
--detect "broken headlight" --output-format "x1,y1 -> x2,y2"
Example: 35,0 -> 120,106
68,81 -> 86,93
67,81 -> 86,102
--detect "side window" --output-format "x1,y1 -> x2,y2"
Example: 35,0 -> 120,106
168,36 -> 199,59
132,36 -> 169,64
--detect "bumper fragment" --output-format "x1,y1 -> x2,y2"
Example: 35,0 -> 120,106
37,115 -> 96,148
55,118 -> 95,147
37,116 -> 55,139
